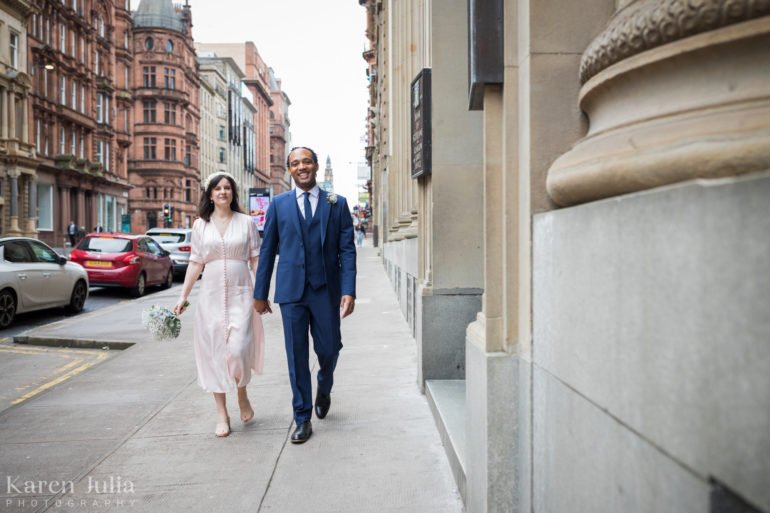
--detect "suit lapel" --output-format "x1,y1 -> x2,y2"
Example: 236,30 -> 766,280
285,192 -> 302,240
318,189 -> 331,246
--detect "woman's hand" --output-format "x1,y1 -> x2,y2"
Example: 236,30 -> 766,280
173,299 -> 190,316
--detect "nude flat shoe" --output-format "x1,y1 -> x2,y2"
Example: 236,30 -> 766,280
240,403 -> 255,424
215,417 -> 231,437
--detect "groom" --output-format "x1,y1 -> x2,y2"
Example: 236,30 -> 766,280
253,146 -> 356,443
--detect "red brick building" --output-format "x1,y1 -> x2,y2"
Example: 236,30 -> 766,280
268,67 -> 291,194
27,0 -> 133,246
195,42 -> 279,193
128,0 -> 199,231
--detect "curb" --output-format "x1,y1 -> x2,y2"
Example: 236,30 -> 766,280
13,335 -> 135,351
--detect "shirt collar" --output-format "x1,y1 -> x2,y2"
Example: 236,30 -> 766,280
295,185 -> 320,199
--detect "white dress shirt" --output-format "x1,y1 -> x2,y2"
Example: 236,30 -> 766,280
295,185 -> 320,220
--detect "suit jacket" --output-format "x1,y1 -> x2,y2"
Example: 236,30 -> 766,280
254,189 -> 356,304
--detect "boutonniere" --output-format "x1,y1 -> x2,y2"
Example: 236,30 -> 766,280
327,193 -> 338,205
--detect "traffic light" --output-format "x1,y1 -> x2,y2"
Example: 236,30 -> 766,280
163,204 -> 170,217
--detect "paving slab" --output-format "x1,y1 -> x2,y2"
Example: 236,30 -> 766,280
0,247 -> 464,512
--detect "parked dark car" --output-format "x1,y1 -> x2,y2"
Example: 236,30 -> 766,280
69,234 -> 173,297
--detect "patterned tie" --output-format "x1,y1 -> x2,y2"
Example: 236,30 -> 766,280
303,191 -> 312,225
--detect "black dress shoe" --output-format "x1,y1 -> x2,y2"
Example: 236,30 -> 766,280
290,421 -> 312,444
315,392 -> 331,419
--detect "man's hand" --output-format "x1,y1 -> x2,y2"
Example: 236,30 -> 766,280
253,299 -> 273,315
340,295 -> 355,319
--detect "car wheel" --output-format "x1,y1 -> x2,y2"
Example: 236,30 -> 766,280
161,268 -> 173,289
131,273 -> 146,298
65,280 -> 88,314
0,289 -> 16,329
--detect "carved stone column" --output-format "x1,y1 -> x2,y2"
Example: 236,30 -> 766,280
547,1 -> 770,206
8,173 -> 22,235
27,177 -> 38,235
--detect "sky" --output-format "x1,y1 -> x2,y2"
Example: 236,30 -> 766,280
187,0 -> 370,204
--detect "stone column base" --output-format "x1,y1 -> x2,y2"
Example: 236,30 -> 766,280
465,330 -> 527,512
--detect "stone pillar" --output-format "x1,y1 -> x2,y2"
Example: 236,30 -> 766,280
417,0 -> 484,384
8,173 -> 22,235
547,1 -> 770,206
0,90 -> 6,139
27,177 -> 37,234
7,93 -> 16,142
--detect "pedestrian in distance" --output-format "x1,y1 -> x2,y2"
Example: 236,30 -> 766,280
253,146 -> 357,444
67,221 -> 77,247
356,223 -> 365,247
94,224 -> 104,233
173,172 -> 265,437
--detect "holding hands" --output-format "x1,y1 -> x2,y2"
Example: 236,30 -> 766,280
253,299 -> 273,315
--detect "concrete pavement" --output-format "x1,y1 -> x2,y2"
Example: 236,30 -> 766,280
0,246 -> 463,513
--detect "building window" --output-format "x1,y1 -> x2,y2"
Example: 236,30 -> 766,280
143,66 -> 156,87
166,39 -> 174,53
80,35 -> 85,62
98,16 -> 105,38
80,85 -> 85,113
143,137 -> 157,160
96,94 -> 104,122
145,187 -> 151,199
124,31 -> 129,48
71,79 -> 77,108
164,103 -> 175,125
95,139 -> 102,163
79,133 -> 84,158
71,30 -> 76,56
144,37 -> 153,50
124,66 -> 129,88
9,32 -> 20,69
95,50 -> 100,75
37,183 -> 54,231
218,125 -> 225,140
218,147 -> 225,163
143,100 -> 156,123
60,76 -> 66,104
70,128 -> 76,155
35,119 -> 41,153
185,179 -> 191,202
60,127 -> 66,154
163,67 -> 175,89
60,23 -> 66,52
164,138 -> 176,161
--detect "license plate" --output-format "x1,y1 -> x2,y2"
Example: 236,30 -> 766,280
86,260 -> 112,268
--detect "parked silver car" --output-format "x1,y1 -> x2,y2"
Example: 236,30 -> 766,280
145,228 -> 193,278
0,237 -> 89,329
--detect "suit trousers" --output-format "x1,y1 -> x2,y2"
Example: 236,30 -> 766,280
279,284 -> 341,423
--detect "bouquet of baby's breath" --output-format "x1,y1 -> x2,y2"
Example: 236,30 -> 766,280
141,303 -> 186,341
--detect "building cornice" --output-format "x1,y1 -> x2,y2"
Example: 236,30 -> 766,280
580,0 -> 770,84
243,78 -> 274,106
3,0 -> 36,18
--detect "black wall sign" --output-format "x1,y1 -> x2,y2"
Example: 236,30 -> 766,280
411,68 -> 432,179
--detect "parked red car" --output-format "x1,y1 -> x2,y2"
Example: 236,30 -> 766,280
69,234 -> 173,297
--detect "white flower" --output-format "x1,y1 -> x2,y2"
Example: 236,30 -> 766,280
327,193 -> 338,204
141,305 -> 184,341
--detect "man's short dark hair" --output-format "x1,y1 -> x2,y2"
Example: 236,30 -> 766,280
287,146 -> 318,167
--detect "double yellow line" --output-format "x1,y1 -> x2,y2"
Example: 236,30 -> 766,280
0,340 -> 108,406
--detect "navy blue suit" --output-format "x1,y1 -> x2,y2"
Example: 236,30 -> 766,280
254,189 -> 356,423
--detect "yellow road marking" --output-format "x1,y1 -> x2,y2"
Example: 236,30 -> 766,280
0,344 -> 104,357
11,354 -> 108,405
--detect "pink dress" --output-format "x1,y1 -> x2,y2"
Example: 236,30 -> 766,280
189,212 -> 265,393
